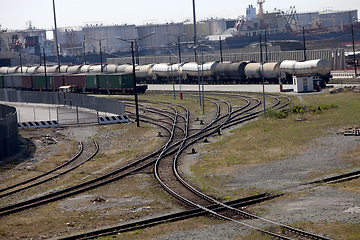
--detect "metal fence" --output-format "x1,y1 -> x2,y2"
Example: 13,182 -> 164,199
0,89 -> 125,126
108,48 -> 345,70
0,89 -> 125,116
57,105 -> 99,125
0,104 -> 18,158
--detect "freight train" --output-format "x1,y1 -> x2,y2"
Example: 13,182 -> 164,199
0,65 -> 147,94
0,59 -> 331,90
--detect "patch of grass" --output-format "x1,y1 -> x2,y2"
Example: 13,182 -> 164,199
188,91 -> 360,198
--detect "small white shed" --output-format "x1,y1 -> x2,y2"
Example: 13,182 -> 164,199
293,76 -> 314,93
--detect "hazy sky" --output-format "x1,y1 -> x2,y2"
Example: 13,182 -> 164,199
1,0 -> 359,31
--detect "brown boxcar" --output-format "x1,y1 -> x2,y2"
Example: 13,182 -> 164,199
53,74 -> 65,89
21,75 -> 33,89
63,74 -> 86,88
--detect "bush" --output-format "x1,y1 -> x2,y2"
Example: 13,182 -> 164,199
266,108 -> 288,119
267,103 -> 338,119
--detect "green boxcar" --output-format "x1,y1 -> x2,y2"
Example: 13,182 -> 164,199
121,73 -> 134,88
85,74 -> 99,90
0,75 -> 4,88
98,73 -> 134,90
32,74 -> 53,89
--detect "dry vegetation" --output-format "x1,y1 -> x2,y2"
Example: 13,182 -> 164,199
1,90 -> 360,239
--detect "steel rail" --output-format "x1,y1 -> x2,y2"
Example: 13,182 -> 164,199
0,141 -> 99,199
170,94 -> 331,240
147,93 -> 329,239
0,142 -> 83,194
52,95 -> 292,239
0,104 -> 181,217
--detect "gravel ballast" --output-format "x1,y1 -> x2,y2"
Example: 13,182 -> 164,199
154,132 -> 360,239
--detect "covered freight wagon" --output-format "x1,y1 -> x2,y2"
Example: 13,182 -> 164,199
0,75 -> 4,88
32,74 -> 53,89
4,74 -> 22,88
52,75 -> 65,89
63,74 -> 86,88
98,73 -> 134,93
21,75 -> 33,89
85,74 -> 99,91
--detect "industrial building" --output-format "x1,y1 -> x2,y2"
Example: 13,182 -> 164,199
82,24 -> 137,53
0,7 -> 358,67
296,9 -> 357,30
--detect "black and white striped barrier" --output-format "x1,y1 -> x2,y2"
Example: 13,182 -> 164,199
18,120 -> 59,129
98,115 -> 129,125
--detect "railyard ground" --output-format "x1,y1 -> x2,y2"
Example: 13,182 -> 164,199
0,84 -> 360,239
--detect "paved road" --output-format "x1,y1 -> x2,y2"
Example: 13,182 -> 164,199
2,83 -> 355,124
0,102 -> 105,124
147,84 -> 290,93
147,83 -> 358,93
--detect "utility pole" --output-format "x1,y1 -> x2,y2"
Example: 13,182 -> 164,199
302,27 -> 307,61
52,0 -> 61,73
352,24 -> 357,77
219,36 -> 223,63
260,34 -> 266,118
117,32 -> 155,127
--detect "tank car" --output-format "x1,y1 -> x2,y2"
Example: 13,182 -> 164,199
67,65 -> 83,74
115,64 -> 130,73
182,62 -> 219,83
137,64 -> 155,82
244,63 -> 261,82
0,66 -> 9,74
27,66 -> 40,74
279,59 -> 331,82
151,64 -> 171,83
261,62 -> 281,83
80,65 -> 91,73
7,66 -> 20,74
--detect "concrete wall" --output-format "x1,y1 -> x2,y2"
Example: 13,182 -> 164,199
0,104 -> 18,158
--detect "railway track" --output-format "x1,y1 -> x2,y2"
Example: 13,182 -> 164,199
0,100 -> 189,217
152,93 -> 331,240
1,92 -> 335,239
0,141 -> 101,200
55,92 -> 310,240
